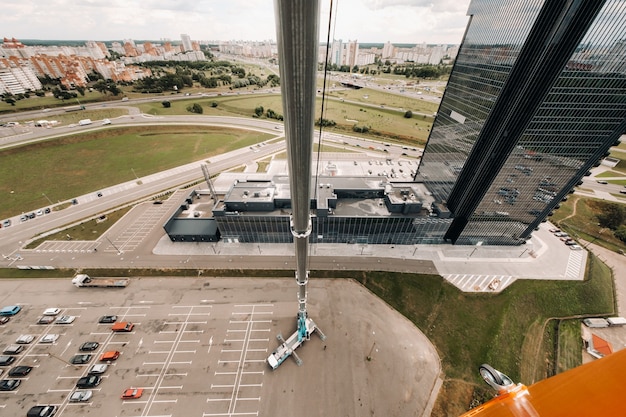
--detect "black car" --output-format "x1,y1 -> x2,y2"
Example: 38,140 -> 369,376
8,365 -> 32,377
79,342 -> 99,351
27,405 -> 57,417
0,355 -> 16,366
0,378 -> 21,391
98,315 -> 117,323
70,354 -> 93,365
76,375 -> 101,388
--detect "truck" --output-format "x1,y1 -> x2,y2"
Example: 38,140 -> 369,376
78,118 -> 92,126
266,316 -> 325,370
72,274 -> 129,288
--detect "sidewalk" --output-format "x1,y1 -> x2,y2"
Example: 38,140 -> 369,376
153,220 -> 587,294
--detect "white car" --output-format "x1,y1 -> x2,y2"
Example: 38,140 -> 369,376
69,390 -> 93,402
39,334 -> 59,344
88,364 -> 108,375
55,315 -> 76,324
16,335 -> 35,344
43,308 -> 61,316
102,119 -> 111,125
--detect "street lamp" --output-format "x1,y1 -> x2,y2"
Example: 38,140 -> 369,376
42,192 -> 53,205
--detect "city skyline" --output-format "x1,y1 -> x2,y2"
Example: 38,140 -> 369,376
2,0 -> 471,44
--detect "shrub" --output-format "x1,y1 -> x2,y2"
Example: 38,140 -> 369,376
186,103 -> 203,114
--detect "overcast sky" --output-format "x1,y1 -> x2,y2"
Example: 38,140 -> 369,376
2,0 -> 472,44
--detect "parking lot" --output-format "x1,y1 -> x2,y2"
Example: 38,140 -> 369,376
0,277 -> 440,417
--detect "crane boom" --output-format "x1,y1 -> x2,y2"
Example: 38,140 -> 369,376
267,0 -> 326,370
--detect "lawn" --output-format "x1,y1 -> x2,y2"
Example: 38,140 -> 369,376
0,125 -> 272,218
138,89 -> 434,146
355,252 -> 614,416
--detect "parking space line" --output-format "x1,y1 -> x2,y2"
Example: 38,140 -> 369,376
154,340 -> 175,343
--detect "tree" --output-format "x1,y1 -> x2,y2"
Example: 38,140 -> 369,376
596,202 -> 625,230
210,101 -> 218,107
352,125 -> 369,133
162,101 -> 171,108
186,103 -> 203,114
5,97 -> 16,106
254,106 -> 264,117
614,225 -> 626,243
404,110 -> 413,119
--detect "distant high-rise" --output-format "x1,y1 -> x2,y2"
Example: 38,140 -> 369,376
419,0 -> 626,245
180,34 -> 193,52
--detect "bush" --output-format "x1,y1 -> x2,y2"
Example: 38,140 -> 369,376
210,101 -> 218,108
404,110 -> 413,118
186,103 -> 203,114
353,125 -> 369,133
315,118 -> 336,127
162,101 -> 171,108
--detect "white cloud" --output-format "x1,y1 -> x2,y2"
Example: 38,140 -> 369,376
0,0 -> 470,43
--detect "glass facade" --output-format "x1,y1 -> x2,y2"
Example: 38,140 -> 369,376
215,213 -> 451,245
419,0 -> 626,245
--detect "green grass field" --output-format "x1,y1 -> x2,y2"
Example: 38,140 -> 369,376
0,125 -> 272,219
138,89 -> 435,145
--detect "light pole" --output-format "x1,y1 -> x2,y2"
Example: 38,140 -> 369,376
42,192 -> 53,205
131,168 -> 139,180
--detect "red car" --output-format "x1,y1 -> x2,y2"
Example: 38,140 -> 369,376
99,350 -> 120,361
121,388 -> 143,399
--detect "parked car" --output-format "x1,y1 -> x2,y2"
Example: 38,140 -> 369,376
39,334 -> 59,344
111,322 -> 134,332
3,345 -> 23,355
87,364 -> 108,375
42,308 -> 61,316
121,388 -> 144,399
79,342 -> 99,351
70,354 -> 93,365
0,379 -> 20,391
8,365 -> 33,377
0,305 -> 21,316
0,355 -> 16,366
100,351 -> 120,361
55,315 -> 76,324
76,375 -> 101,388
16,334 -> 35,344
37,316 -> 55,325
98,315 -> 117,323
0,316 -> 9,325
69,390 -> 93,402
27,405 -> 57,417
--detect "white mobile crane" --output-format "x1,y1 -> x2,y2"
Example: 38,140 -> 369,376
266,0 -> 326,370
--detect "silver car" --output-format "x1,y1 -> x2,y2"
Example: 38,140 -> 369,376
69,390 -> 93,402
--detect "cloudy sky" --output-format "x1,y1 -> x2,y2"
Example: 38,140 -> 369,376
2,0 -> 472,44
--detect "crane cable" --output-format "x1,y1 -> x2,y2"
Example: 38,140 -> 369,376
310,0 -> 338,266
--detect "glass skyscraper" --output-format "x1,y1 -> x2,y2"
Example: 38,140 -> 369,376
419,0 -> 626,244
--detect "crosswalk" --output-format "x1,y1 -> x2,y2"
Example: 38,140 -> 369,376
444,274 -> 516,293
